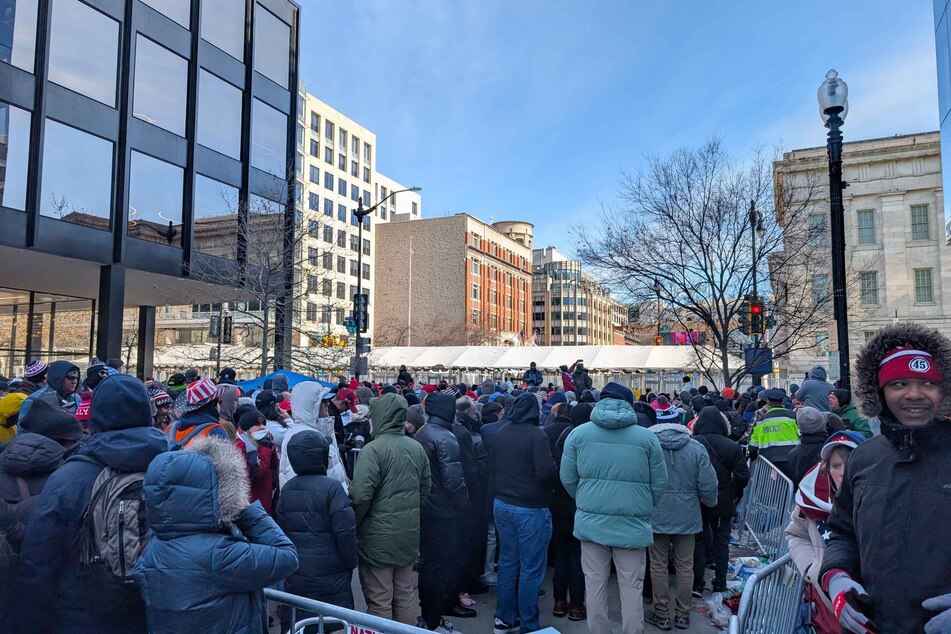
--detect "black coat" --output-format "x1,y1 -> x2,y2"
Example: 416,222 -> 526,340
786,432 -> 827,487
692,407 -> 749,518
820,419 -> 951,634
415,393 -> 467,519
0,433 -> 65,553
488,394 -> 556,510
451,422 -> 479,507
545,417 -> 575,535
276,432 -> 357,608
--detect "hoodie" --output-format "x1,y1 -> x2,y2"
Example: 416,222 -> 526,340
489,393 -> 556,508
649,423 -> 718,534
282,382 -> 347,492
692,407 -> 748,518
19,360 -> 81,419
795,365 -> 834,412
134,438 -> 299,634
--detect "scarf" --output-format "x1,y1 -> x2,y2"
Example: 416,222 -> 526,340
796,462 -> 833,521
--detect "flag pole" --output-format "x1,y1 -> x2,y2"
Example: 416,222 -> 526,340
408,236 -> 414,346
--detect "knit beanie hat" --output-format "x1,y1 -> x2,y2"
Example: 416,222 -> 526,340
832,389 -> 851,407
19,397 -> 83,440
148,385 -> 173,408
24,360 -> 48,381
237,408 -> 266,432
796,406 -> 827,434
600,382 -> 634,404
166,373 -> 187,394
570,402 -> 593,425
406,403 -> 426,429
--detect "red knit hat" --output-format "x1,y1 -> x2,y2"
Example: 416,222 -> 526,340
878,347 -> 942,388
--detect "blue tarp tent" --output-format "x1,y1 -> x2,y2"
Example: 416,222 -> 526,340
235,369 -> 335,392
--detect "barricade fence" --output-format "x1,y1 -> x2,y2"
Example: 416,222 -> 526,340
728,554 -> 803,634
265,588 -> 431,634
738,456 -> 794,560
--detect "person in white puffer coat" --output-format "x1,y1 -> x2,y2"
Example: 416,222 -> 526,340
281,381 -> 349,492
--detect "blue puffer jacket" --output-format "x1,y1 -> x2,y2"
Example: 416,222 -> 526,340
277,430 -> 357,607
648,423 -> 718,535
133,438 -> 298,634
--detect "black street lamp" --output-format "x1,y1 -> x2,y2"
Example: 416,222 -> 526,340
653,277 -> 661,339
352,186 -> 422,380
818,69 -> 851,390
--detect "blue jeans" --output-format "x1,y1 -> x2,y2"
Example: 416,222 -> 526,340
493,499 -> 552,633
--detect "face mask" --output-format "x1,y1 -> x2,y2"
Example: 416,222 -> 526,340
251,430 -> 269,441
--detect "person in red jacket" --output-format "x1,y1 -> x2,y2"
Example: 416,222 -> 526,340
235,408 -> 279,515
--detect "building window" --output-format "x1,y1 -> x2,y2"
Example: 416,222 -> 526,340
323,225 -> 333,243
322,278 -> 332,296
307,247 -> 318,265
472,261 -> 479,276
911,204 -> 931,240
339,128 -> 348,150
306,302 -> 317,321
133,34 -> 188,136
362,263 -> 370,280
472,284 -> 479,300
363,167 -> 370,183
362,238 -> 370,256
380,186 -> 388,201
337,178 -> 347,196
335,308 -> 345,325
323,198 -> 333,216
350,211 -> 359,227
253,4 -> 290,88
351,160 -> 358,177
859,271 -> 879,305
310,112 -> 319,132
0,102 -> 29,210
337,229 -> 346,248
864,330 -> 877,342
471,309 -> 480,325
306,276 -> 317,293
380,207 -> 387,220
815,332 -> 829,356
201,0 -> 245,60
349,259 -> 359,277
251,99 -> 287,177
0,0 -> 37,71
412,201 -> 418,215
350,183 -> 359,202
338,153 -> 346,171
309,139 -> 318,157
41,119 -> 114,228
914,268 -> 934,303
363,142 -> 372,163
128,151 -> 183,246
352,135 -> 360,155
338,204 -> 347,221
808,213 -> 827,247
49,0 -> 119,107
325,120 -> 334,142
363,215 -> 370,230
324,146 -> 333,164
337,256 -> 346,273
308,192 -> 318,211
856,209 -> 875,245
323,172 -> 333,190
308,220 -> 319,237
336,282 -> 345,299
812,274 -> 829,308
350,234 -> 359,251
361,191 -> 370,206
309,165 -> 318,183
322,252 -> 332,269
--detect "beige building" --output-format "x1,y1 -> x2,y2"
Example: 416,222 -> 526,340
773,131 -> 949,379
374,214 -> 533,346
531,246 -> 626,345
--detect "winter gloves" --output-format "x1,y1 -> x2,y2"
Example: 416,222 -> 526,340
828,572 -> 878,633
924,593 -> 951,634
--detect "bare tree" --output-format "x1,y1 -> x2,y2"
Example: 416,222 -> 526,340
576,138 -> 858,388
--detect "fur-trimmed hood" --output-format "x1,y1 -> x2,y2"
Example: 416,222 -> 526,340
854,322 -> 951,420
143,437 -> 250,538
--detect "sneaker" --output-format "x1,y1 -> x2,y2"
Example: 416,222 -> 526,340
674,613 -> 690,630
691,583 -> 705,598
645,610 -> 672,631
493,617 -> 519,634
481,572 -> 498,586
436,618 -> 463,634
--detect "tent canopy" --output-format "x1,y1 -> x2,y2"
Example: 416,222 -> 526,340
236,369 -> 335,392
367,345 -> 740,374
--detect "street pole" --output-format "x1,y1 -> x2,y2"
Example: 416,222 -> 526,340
408,236 -> 413,347
653,278 -> 661,339
818,69 -> 851,390
354,201 -> 365,381
215,303 -> 223,377
749,201 -> 763,387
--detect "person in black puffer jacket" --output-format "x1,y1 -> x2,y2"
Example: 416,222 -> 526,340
277,430 -> 357,633
414,391 -> 469,632
691,406 -> 749,593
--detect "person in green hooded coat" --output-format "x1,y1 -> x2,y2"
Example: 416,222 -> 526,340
349,392 -> 431,624
828,389 -> 873,438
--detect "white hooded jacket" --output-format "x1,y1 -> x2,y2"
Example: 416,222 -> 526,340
280,381 -> 349,492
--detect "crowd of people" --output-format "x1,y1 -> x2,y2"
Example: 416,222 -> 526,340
0,321 -> 949,634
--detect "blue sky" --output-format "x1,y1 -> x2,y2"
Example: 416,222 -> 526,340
299,1 -> 939,254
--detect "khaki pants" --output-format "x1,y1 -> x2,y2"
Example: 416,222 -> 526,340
358,563 -> 417,625
648,534 -> 695,618
580,541 -> 646,634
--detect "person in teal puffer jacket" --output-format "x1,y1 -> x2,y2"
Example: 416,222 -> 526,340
560,382 -> 667,634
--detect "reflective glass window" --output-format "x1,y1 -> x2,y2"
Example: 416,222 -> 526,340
141,0 -> 189,27
251,98 -> 287,178
197,69 -> 242,159
48,0 -> 119,107
0,0 -> 38,71
133,35 -> 188,136
40,118 -> 113,228
253,4 -> 289,88
193,173 -> 239,258
0,101 -> 31,210
128,151 -> 183,246
201,0 -> 244,60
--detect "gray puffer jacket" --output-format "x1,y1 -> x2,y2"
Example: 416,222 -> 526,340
649,423 -> 718,535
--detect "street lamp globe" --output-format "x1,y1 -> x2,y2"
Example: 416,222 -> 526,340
818,69 -> 848,124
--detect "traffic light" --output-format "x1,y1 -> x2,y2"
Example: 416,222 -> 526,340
737,298 -> 751,335
654,335 -> 663,346
750,300 -> 765,335
221,315 -> 233,344
352,293 -> 369,333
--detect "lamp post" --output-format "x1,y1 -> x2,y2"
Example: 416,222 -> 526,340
818,69 -> 851,390
653,277 -> 661,339
352,186 -> 422,380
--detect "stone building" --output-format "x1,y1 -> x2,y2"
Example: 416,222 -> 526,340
373,214 -> 533,346
772,131 -> 949,380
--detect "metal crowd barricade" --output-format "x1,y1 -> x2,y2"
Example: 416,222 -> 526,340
727,554 -> 803,634
738,456 -> 795,560
265,588 -> 431,634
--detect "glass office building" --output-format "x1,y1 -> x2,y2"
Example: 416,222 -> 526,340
0,0 -> 300,376
936,0 -> 951,241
